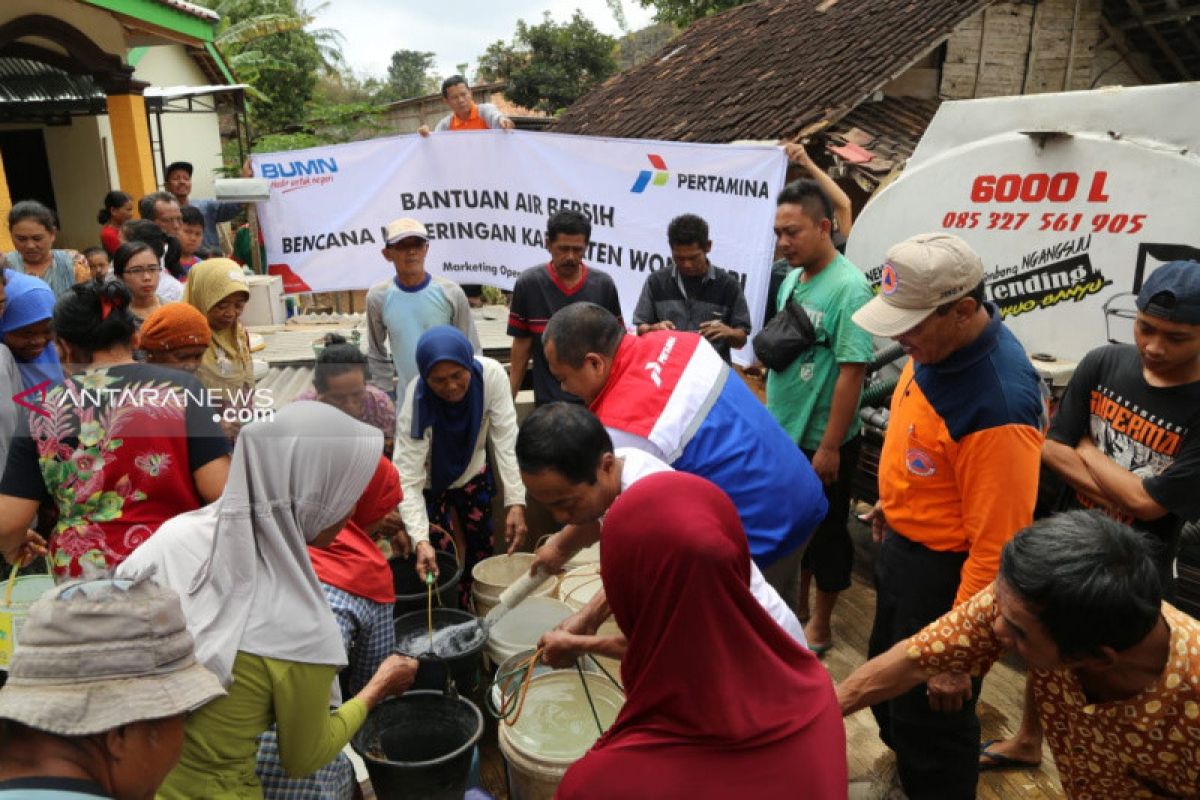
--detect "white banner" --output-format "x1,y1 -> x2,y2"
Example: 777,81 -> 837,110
251,130 -> 786,360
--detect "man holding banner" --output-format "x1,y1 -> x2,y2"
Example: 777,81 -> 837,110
508,210 -> 623,405
367,218 -> 480,397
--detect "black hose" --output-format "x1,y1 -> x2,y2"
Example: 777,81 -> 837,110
868,342 -> 907,373
861,376 -> 899,408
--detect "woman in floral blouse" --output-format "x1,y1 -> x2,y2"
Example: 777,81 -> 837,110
0,280 -> 231,577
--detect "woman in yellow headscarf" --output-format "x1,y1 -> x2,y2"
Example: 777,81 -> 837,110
184,259 -> 255,438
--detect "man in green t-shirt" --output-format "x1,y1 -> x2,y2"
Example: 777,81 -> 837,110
765,179 -> 874,653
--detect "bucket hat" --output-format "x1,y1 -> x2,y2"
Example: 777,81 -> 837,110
0,577 -> 224,736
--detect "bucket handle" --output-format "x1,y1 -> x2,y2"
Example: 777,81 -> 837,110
400,647 -> 459,700
3,556 -> 53,608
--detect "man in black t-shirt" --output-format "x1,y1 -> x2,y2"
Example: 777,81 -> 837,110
983,259 -> 1200,772
507,210 -> 623,406
1045,259 -> 1200,581
632,214 -> 750,364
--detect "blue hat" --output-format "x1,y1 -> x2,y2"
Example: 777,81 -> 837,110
1137,260 -> 1200,325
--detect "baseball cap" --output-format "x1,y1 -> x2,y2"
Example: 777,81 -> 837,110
165,161 -> 193,178
852,233 -> 985,337
0,577 -> 224,736
385,218 -> 429,245
1136,260 -> 1200,325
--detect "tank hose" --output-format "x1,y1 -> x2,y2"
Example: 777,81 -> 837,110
868,342 -> 907,373
861,376 -> 900,408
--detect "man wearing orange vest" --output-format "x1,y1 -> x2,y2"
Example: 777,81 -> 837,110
854,233 -> 1045,799
417,75 -> 515,136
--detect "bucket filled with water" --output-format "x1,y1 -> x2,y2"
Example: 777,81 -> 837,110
0,573 -> 56,670
497,671 -> 625,800
471,553 -> 555,618
390,551 -> 462,616
486,597 -> 573,667
353,690 -> 483,800
394,608 -> 488,693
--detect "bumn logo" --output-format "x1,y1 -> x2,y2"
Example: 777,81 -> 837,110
259,158 -> 339,179
630,154 -> 669,193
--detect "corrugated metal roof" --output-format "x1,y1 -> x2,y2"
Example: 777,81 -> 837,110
0,57 -> 105,109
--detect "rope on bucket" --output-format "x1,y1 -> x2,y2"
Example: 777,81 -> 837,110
3,564 -> 19,608
489,647 -> 545,726
574,660 -> 604,734
488,648 -> 624,733
426,573 -> 436,654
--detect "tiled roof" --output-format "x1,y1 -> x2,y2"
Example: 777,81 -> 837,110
553,0 -> 994,143
826,96 -> 942,190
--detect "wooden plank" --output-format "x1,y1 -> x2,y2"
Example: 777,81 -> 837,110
1123,0 -> 1195,79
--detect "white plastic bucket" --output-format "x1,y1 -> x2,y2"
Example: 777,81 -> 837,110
471,554 -> 555,619
486,597 -> 573,667
489,648 -> 603,716
562,542 -> 600,572
0,574 -> 56,670
498,671 -> 624,800
555,565 -> 603,612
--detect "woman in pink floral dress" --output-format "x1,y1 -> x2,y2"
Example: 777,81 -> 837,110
0,281 -> 231,576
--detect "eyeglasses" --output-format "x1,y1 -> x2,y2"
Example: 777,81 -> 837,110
124,266 -> 163,277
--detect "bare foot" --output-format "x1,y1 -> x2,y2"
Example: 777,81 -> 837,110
979,736 -> 1042,769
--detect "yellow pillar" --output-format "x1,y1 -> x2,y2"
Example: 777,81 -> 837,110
0,148 -> 12,252
106,93 -> 158,200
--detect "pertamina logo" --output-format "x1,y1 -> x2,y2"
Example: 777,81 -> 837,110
631,153 -> 769,198
260,157 -> 339,193
630,154 -> 669,193
643,335 -> 678,388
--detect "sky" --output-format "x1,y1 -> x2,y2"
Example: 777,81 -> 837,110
312,0 -> 656,84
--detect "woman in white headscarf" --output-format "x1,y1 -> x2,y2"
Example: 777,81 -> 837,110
118,402 -> 419,799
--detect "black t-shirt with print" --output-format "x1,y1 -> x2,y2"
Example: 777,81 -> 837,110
506,263 -> 623,406
1049,343 -> 1200,549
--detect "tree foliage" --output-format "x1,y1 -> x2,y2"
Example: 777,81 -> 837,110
380,50 -> 439,102
476,11 -> 617,115
614,22 -> 678,70
204,0 -> 344,135
637,0 -> 745,28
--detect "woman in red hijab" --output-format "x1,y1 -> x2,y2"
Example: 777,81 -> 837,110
556,472 -> 847,800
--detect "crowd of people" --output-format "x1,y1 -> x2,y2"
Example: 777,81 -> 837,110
0,74 -> 1196,800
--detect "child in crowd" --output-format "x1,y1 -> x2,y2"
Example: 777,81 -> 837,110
81,246 -> 110,281
178,205 -> 205,277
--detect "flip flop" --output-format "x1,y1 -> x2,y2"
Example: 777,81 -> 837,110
808,640 -> 833,657
979,739 -> 1040,772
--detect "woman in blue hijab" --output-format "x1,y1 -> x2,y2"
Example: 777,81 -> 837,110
394,326 -> 527,603
0,269 -> 63,390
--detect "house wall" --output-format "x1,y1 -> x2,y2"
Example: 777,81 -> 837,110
1090,28 -> 1158,87
940,0 -> 1104,99
1,0 -> 126,60
131,45 -> 226,199
0,118 -> 113,252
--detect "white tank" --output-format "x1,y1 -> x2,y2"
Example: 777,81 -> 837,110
846,82 -> 1200,363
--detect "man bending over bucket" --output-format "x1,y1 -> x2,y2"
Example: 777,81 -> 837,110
516,403 -> 807,661
838,510 -> 1200,800
531,302 -> 826,577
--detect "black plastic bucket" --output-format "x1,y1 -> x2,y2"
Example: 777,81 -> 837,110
394,608 -> 487,693
390,551 -> 462,616
353,690 -> 483,800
